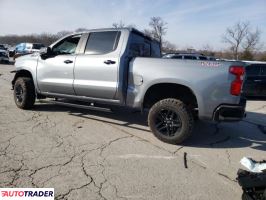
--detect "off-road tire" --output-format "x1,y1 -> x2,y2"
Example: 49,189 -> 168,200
14,77 -> 35,109
148,98 -> 194,144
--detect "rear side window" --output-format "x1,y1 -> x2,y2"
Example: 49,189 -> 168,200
129,42 -> 151,57
246,65 -> 261,76
85,31 -> 120,55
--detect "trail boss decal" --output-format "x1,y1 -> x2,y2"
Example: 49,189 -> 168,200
200,61 -> 221,67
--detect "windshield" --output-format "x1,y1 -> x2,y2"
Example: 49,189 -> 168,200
0,45 -> 5,50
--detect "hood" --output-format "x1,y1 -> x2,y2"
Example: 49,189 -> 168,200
16,52 -> 39,62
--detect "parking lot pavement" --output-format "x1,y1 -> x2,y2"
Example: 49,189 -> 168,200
0,63 -> 265,200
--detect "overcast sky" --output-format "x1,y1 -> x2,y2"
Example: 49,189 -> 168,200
0,0 -> 265,50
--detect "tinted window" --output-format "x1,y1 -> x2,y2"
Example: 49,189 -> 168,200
260,65 -> 266,76
85,31 -> 120,55
129,43 -> 151,57
32,44 -> 45,50
53,35 -> 81,55
129,33 -> 153,57
172,55 -> 182,59
246,65 -> 261,76
184,56 -> 196,60
199,56 -> 207,60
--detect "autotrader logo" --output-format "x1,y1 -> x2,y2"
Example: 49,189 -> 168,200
0,188 -> 54,199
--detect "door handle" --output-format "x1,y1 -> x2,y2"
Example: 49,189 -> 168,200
104,60 -> 116,65
254,80 -> 262,82
64,60 -> 73,64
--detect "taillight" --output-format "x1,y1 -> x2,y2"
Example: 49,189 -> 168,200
229,66 -> 245,96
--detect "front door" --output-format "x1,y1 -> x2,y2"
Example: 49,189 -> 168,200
37,34 -> 82,95
74,31 -> 121,99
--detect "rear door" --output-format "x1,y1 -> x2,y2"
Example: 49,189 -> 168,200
244,64 -> 261,97
74,31 -> 121,99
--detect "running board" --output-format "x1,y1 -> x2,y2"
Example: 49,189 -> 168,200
39,99 -> 112,113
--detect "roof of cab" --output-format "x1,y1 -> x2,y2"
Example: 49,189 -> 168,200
70,28 -> 157,42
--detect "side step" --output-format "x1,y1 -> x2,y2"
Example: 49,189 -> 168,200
39,99 -> 112,113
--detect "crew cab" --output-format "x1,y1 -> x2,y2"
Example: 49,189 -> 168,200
12,28 -> 247,144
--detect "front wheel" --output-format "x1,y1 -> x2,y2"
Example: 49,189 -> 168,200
148,98 -> 194,144
13,77 -> 36,109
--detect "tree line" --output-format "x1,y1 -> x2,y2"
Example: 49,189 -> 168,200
0,17 -> 265,61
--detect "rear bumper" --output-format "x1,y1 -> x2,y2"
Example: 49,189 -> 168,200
213,98 -> 246,122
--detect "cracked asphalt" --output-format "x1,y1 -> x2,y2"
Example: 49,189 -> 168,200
0,64 -> 266,200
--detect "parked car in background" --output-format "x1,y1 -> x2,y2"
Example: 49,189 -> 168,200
0,45 -> 9,64
8,46 -> 16,57
14,43 -> 45,59
163,53 -> 216,61
242,61 -> 266,99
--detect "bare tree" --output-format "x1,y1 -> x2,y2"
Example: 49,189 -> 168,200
75,28 -> 89,32
162,40 -> 177,53
146,17 -> 167,49
56,30 -> 72,38
112,21 -> 136,29
242,28 -> 261,52
112,20 -> 126,28
201,44 -> 215,56
222,21 -> 249,60
223,21 -> 262,60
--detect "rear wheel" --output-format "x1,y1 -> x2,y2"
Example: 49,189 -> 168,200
13,77 -> 35,109
148,98 -> 194,144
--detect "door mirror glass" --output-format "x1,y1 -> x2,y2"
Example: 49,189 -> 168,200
40,47 -> 52,60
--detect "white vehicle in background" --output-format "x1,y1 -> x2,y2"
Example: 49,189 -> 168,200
14,43 -> 45,59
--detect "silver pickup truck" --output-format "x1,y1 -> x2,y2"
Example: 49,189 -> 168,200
12,28 -> 246,144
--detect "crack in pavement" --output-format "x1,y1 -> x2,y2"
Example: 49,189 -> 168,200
248,105 -> 266,112
52,136 -> 132,199
209,136 -> 231,146
258,125 -> 266,135
55,181 -> 93,200
217,172 -> 237,183
242,120 -> 266,135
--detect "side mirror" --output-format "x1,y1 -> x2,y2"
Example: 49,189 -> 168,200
40,47 -> 52,59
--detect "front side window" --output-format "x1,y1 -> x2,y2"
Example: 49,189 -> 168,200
53,35 -> 81,55
85,31 -> 120,55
